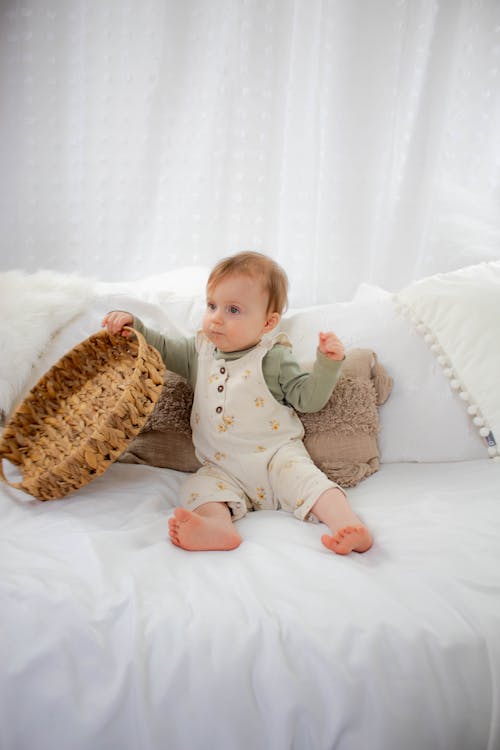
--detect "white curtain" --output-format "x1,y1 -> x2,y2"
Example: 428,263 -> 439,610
1,0 -> 499,306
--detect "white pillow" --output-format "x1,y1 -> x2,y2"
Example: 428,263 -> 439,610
395,261 -> 500,460
281,284 -> 484,463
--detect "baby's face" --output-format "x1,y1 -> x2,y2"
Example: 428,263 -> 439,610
203,273 -> 275,352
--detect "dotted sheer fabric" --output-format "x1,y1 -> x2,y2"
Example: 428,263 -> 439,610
0,0 -> 499,306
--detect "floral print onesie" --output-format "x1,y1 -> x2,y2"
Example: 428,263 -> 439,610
179,332 -> 342,521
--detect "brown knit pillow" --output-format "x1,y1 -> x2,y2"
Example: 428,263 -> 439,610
119,371 -> 201,473
119,348 -> 392,487
299,349 -> 392,486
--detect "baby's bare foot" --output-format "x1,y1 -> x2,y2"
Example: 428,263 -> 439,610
168,508 -> 242,551
321,526 -> 373,555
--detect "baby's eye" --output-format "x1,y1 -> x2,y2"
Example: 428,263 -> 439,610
228,305 -> 240,315
207,302 -> 216,311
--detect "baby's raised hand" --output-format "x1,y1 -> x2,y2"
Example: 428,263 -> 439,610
101,311 -> 134,337
318,331 -> 345,361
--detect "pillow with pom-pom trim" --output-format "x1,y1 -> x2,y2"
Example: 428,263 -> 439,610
395,261 -> 500,461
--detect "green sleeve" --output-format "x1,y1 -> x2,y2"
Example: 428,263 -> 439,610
132,317 -> 198,388
263,344 -> 343,413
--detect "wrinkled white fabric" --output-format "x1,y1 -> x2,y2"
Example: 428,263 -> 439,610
1,460 -> 500,750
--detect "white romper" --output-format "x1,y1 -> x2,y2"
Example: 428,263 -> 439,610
178,332 -> 341,521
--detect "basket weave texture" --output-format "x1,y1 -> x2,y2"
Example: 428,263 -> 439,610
0,328 -> 166,501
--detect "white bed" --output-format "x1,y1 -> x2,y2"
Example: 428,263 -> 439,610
1,262 -> 499,750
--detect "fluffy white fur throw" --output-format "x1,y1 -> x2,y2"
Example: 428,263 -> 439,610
0,270 -> 95,421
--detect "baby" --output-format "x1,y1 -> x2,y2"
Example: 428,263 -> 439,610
103,251 -> 372,555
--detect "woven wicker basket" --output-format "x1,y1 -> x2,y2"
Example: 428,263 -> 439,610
0,328 -> 166,501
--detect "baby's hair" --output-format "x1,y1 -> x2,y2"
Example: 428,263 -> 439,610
207,251 -> 288,315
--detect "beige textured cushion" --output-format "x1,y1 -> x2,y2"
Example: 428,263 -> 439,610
119,371 -> 201,473
119,348 -> 392,487
299,349 -> 392,486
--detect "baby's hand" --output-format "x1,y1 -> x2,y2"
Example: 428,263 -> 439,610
101,310 -> 134,337
318,331 -> 345,361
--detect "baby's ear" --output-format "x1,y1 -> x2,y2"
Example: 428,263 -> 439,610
264,312 -> 280,332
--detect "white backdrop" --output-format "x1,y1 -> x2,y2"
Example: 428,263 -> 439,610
1,0 -> 499,306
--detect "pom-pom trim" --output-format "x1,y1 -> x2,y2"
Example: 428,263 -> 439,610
394,295 -> 499,459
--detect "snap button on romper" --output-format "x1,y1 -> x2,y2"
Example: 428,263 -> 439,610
178,333 -> 338,521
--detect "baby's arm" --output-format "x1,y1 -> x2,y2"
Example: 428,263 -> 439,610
318,331 -> 344,361
103,311 -> 198,387
273,343 -> 343,413
102,311 -> 134,337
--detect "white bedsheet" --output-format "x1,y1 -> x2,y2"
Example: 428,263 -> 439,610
1,460 -> 499,750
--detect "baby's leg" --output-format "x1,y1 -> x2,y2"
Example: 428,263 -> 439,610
174,465 -> 247,551
169,501 -> 242,551
311,488 -> 372,555
268,442 -> 372,555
